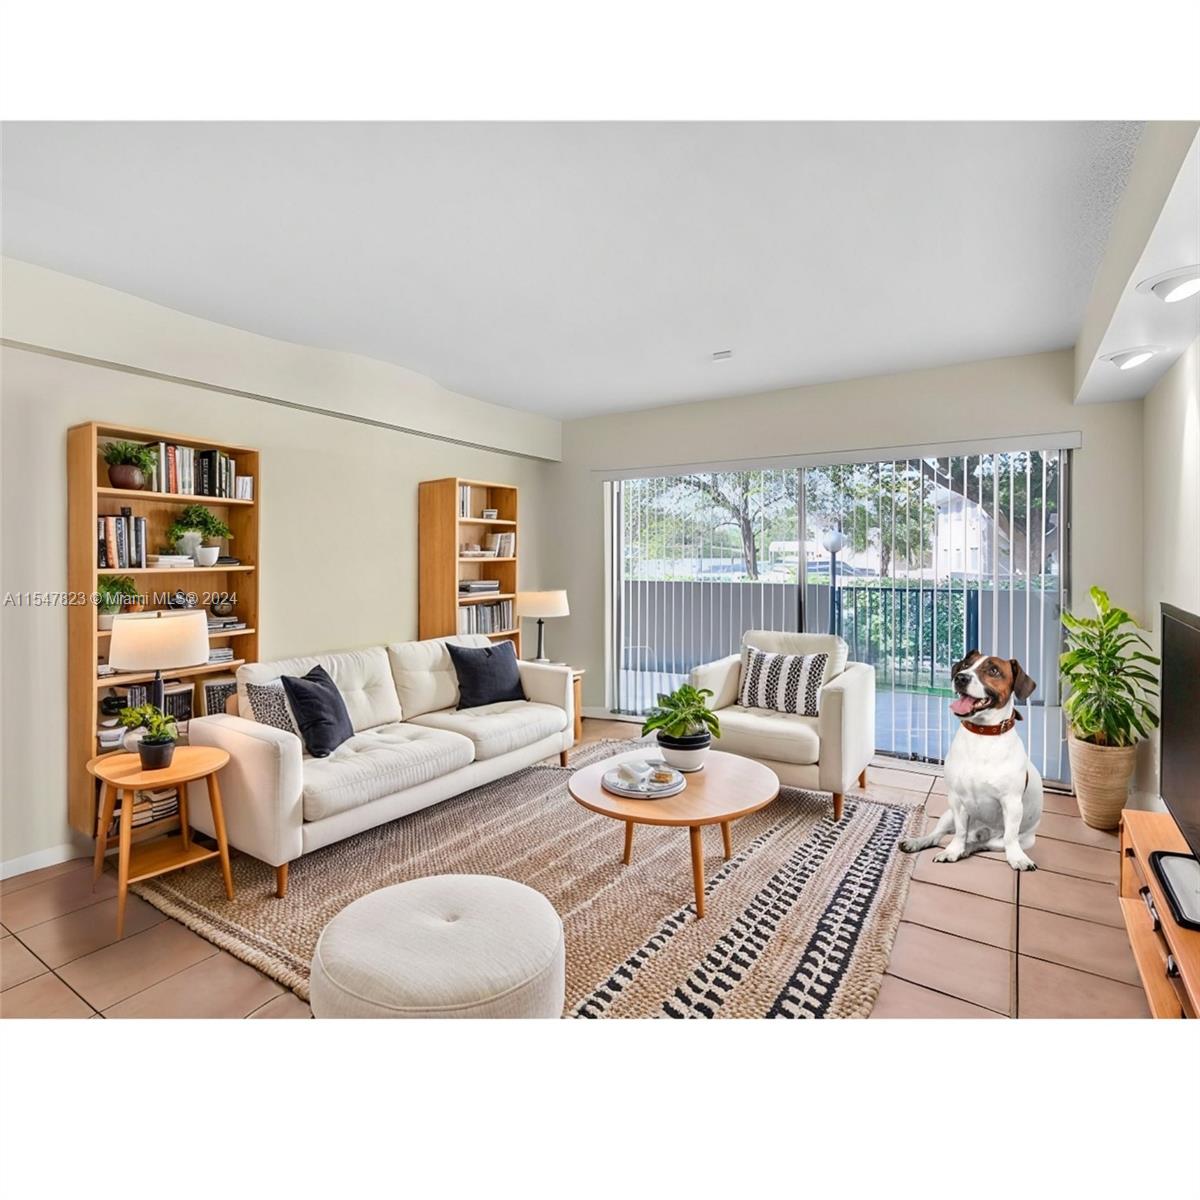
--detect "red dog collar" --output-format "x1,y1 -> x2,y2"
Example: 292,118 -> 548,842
961,714 -> 1019,736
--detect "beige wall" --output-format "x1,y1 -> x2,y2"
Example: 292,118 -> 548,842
0,347 -> 554,871
548,349 -> 1146,710
1139,337 -> 1200,802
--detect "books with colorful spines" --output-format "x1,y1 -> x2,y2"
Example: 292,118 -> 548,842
104,516 -> 118,568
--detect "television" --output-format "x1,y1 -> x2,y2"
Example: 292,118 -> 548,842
1156,603 -> 1200,927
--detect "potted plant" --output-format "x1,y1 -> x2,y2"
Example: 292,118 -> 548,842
118,704 -> 179,770
166,504 -> 232,563
96,574 -> 140,629
1061,586 -> 1160,830
641,683 -> 721,772
102,440 -> 157,491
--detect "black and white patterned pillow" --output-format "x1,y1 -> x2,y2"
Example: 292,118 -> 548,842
739,646 -> 829,717
244,681 -> 300,736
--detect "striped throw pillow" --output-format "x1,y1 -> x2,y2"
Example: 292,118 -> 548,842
739,646 -> 829,717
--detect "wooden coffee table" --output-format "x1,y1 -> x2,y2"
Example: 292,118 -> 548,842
568,749 -> 780,918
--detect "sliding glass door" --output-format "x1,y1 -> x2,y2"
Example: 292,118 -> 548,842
609,447 -> 1071,781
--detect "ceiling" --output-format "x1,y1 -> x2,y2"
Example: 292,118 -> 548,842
1,121 -> 1142,419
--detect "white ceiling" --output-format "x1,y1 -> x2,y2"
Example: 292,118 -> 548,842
1,122 -> 1142,419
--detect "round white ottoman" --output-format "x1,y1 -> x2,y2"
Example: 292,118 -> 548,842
309,874 -> 565,1018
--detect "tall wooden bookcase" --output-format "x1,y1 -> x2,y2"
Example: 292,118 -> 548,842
66,422 -> 261,839
418,477 -> 521,658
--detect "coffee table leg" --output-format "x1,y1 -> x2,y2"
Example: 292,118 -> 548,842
689,825 -> 705,919
94,782 -> 117,886
622,820 -> 635,865
206,772 -> 235,900
721,821 -> 732,860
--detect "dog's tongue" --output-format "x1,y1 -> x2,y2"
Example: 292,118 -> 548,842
950,696 -> 977,716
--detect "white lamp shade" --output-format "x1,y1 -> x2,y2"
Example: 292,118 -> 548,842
515,590 -> 570,619
108,610 -> 209,671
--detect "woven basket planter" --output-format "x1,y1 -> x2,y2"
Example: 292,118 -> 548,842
1067,732 -> 1138,830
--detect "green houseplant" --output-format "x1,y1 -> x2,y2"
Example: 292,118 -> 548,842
96,574 -> 140,630
118,703 -> 179,770
167,504 -> 232,564
641,683 -> 721,772
1060,586 -> 1160,830
102,440 -> 157,491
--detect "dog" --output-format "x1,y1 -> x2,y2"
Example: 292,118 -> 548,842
900,650 -> 1043,871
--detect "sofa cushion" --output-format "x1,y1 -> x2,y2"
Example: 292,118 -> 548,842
239,646 -> 402,732
386,635 -> 492,719
447,640 -> 524,709
244,680 -> 300,736
301,723 -> 475,822
740,631 -> 848,683
739,647 -> 828,717
282,665 -> 354,758
715,705 -> 821,766
409,700 -> 566,761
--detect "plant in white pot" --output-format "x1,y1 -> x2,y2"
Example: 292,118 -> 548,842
641,683 -> 721,772
1061,586 -> 1160,830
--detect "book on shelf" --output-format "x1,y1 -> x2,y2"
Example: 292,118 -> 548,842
97,511 -> 148,569
459,579 -> 501,593
208,647 -> 235,664
119,438 -> 253,499
484,532 -> 515,557
457,598 -> 514,635
458,483 -> 471,517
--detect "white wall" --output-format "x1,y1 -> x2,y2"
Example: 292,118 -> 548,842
1139,337 -> 1200,804
0,268 -> 561,872
548,349 -> 1146,709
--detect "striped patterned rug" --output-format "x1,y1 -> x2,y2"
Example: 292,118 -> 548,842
133,739 -> 925,1017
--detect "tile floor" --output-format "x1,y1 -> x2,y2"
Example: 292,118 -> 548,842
0,719 -> 1147,1018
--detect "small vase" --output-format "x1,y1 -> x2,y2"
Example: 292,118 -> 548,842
175,531 -> 203,561
138,739 -> 176,771
657,730 -> 712,772
108,463 -> 146,490
98,611 -> 117,631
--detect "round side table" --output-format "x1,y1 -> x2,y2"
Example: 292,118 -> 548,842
86,745 -> 233,937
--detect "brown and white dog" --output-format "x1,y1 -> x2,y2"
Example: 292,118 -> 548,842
900,650 -> 1043,871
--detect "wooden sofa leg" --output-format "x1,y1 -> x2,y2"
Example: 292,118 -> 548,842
832,793 -> 844,822
275,863 -> 289,899
858,768 -> 868,789
559,750 -> 569,767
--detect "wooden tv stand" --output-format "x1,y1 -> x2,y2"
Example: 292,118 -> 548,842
1119,809 -> 1200,1018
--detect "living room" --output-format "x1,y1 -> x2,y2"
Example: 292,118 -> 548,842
1,5 -> 1197,1196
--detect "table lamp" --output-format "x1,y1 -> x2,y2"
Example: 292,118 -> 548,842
107,609 -> 209,709
515,590 -> 569,662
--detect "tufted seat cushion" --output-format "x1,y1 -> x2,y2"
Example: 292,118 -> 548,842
409,700 -> 567,761
715,705 -> 822,765
301,722 -> 474,821
309,875 -> 565,1019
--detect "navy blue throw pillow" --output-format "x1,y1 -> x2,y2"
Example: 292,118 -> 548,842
447,640 -> 526,709
280,665 -> 353,757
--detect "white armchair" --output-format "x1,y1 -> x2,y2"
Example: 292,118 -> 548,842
689,630 -> 875,821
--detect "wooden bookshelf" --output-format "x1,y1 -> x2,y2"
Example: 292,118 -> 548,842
67,422 -> 260,838
419,477 -> 520,657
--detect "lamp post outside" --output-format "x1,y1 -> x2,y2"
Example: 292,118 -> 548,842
821,528 -> 848,634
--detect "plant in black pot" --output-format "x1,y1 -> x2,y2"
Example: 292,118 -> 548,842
118,703 -> 179,770
641,683 -> 721,772
166,504 -> 232,564
102,440 -> 157,491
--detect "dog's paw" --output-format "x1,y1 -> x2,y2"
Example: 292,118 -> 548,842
932,850 -> 961,864
1007,853 -> 1037,872
899,838 -> 923,854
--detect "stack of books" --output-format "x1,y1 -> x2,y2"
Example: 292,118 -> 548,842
146,554 -> 196,569
458,483 -> 472,517
98,508 -> 149,568
207,614 -> 247,634
459,580 -> 501,595
485,532 -> 516,557
457,599 -> 514,635
137,440 -> 253,499
105,787 -> 178,836
208,646 -> 235,665
96,725 -> 125,751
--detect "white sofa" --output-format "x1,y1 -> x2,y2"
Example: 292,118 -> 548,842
689,630 -> 875,821
184,635 -> 574,896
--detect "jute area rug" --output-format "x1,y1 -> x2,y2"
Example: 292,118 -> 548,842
133,739 -> 925,1017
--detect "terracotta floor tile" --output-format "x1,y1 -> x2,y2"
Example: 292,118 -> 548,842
857,781 -> 929,809
929,775 -> 949,795
1035,812 -> 1119,850
861,766 -> 933,795
1029,839 -> 1118,884
1042,791 -> 1081,817
1017,955 -> 1149,1018
870,974 -> 1005,1018
900,880 -> 1015,949
0,857 -> 91,897
887,922 -> 1013,1014
1,936 -> 48,991
925,792 -> 948,817
1018,870 -> 1123,928
0,972 -> 93,1018
16,895 -> 165,969
0,868 -> 116,932
104,951 -> 283,1018
1018,908 -> 1141,986
57,919 -> 218,1010
249,991 -> 312,1019
912,847 -> 1017,902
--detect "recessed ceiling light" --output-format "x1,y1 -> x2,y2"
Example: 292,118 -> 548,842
1102,347 -> 1163,371
1137,265 -> 1200,304
711,349 -> 733,361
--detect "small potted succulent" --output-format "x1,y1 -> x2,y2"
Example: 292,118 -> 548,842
1061,586 -> 1160,830
119,703 -> 179,770
167,504 -> 232,565
96,574 -> 140,629
102,441 -> 157,491
641,683 -> 721,772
